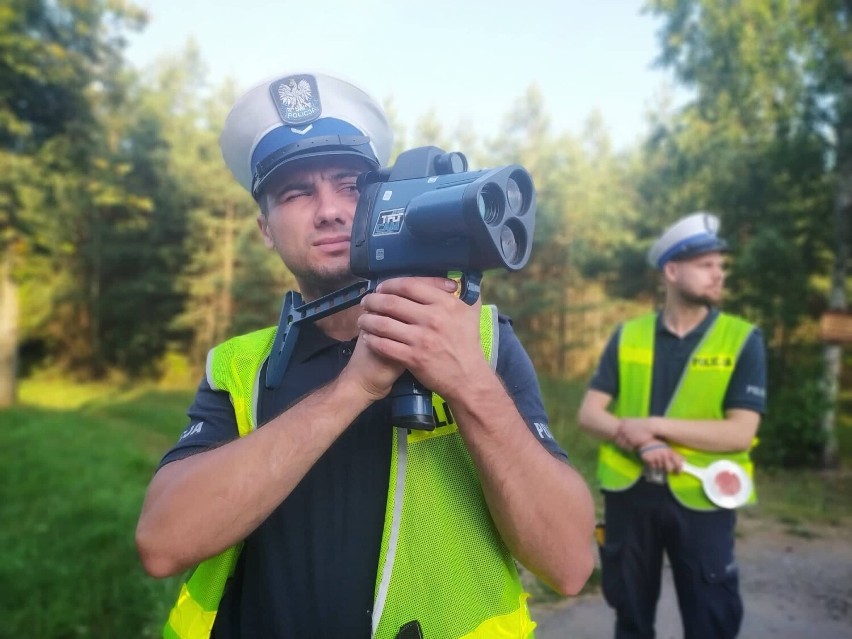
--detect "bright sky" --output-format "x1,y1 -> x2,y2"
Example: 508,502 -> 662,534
124,0 -> 684,150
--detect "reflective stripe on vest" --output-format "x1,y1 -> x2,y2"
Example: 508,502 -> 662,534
164,305 -> 535,639
596,311 -> 757,511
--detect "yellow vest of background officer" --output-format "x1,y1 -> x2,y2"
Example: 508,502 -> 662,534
596,312 -> 757,511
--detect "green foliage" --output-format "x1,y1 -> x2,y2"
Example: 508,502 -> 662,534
0,0 -> 141,150
480,87 -> 646,377
754,376 -> 829,467
0,0 -> 146,236
7,31 -> 292,379
754,346 -> 832,467
752,464 -> 852,525
0,0 -> 184,380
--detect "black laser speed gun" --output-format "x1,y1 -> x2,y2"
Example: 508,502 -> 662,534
265,145 -> 536,430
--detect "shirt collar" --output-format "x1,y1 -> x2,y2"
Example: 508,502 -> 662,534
655,307 -> 719,339
291,321 -> 357,363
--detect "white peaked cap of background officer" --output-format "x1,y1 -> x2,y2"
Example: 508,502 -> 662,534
647,211 -> 730,269
219,71 -> 393,199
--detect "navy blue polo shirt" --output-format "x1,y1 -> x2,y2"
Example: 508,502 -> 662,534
588,308 -> 767,415
159,314 -> 565,639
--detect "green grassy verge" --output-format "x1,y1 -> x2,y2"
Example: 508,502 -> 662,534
0,380 -> 193,638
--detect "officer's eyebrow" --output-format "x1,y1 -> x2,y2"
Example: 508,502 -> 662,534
325,168 -> 362,182
275,169 -> 360,193
273,178 -> 313,196
267,172 -> 321,201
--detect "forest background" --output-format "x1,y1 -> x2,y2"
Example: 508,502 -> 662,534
0,0 -> 850,637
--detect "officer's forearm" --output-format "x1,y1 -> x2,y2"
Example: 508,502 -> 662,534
651,409 -> 760,453
449,373 -> 596,596
577,389 -> 623,442
135,375 -> 373,578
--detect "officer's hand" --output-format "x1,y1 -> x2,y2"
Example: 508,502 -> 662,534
341,328 -> 406,402
356,275 -> 485,401
614,417 -> 656,450
638,439 -> 683,473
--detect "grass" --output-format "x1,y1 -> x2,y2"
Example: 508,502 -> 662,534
1,374 -> 849,636
0,379 -> 194,638
539,376 -> 601,484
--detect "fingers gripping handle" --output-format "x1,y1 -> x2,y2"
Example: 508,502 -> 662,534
265,272 -> 483,432
387,271 -> 482,431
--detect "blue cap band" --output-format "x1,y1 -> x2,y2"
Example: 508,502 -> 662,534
251,117 -> 368,169
250,117 -> 379,198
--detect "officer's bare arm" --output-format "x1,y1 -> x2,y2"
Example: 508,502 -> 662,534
450,372 -> 596,597
577,389 -> 623,440
640,409 -> 760,452
135,373 -> 380,579
578,388 -> 673,453
578,390 -> 758,453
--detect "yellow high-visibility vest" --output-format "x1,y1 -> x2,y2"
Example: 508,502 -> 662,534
597,312 -> 757,511
164,305 -> 536,639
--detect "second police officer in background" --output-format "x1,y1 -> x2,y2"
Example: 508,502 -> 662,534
578,212 -> 767,639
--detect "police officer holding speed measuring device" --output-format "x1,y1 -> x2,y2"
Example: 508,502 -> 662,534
136,70 -> 596,639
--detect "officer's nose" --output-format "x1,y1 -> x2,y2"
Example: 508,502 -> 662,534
313,187 -> 348,227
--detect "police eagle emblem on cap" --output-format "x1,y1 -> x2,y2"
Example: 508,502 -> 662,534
270,74 -> 321,125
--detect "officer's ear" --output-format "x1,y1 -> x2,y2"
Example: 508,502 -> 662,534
257,206 -> 274,250
662,260 -> 679,283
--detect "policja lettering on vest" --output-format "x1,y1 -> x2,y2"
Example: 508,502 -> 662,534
433,400 -> 455,428
691,355 -> 734,369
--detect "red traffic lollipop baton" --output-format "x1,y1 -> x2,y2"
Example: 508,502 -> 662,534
679,460 -> 752,509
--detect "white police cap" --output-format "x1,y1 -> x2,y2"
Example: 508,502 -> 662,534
647,212 -> 729,269
219,71 -> 393,200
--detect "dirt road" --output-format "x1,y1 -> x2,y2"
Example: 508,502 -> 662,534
529,516 -> 852,639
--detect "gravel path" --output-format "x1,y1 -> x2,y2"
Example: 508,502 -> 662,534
529,516 -> 852,639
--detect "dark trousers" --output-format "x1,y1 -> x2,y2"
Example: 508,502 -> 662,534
599,479 -> 743,639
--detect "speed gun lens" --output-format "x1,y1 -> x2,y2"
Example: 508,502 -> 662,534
477,183 -> 504,225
